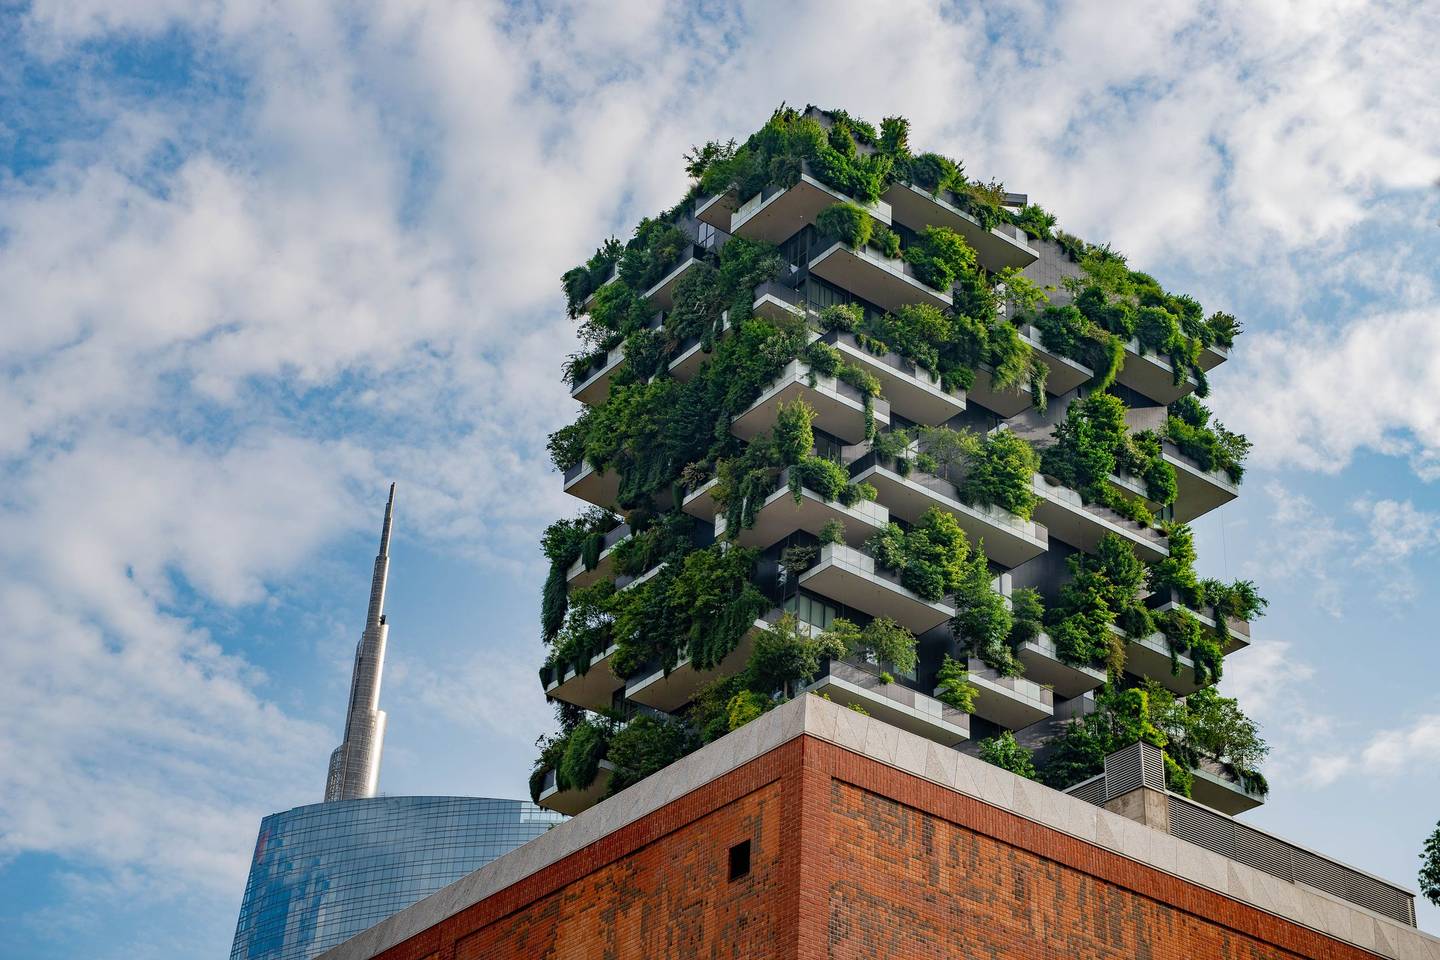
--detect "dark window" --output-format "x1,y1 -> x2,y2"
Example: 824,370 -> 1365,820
728,840 -> 751,881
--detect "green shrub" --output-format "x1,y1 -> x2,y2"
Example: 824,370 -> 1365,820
816,202 -> 874,248
561,237 -> 622,318
959,178 -> 1009,231
557,721 -> 609,791
957,430 -> 1040,520
673,544 -> 769,671
747,614 -> 846,695
1166,395 -> 1250,483
1011,203 -> 1057,242
726,689 -> 770,730
1148,522 -> 1202,608
935,654 -> 978,712
1047,533 -> 1152,671
906,152 -> 966,195
818,303 -> 860,332
819,518 -> 847,545
978,732 -> 1037,779
865,507 -> 971,602
951,550 -> 1018,675
605,716 -> 697,795
1039,391 -> 1173,521
872,224 -> 902,258
903,225 -> 977,291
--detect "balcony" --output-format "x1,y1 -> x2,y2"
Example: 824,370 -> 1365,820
579,265 -> 619,313
616,561 -> 665,592
964,325 -> 1092,419
713,470 -> 888,549
1015,631 -> 1106,698
694,189 -> 739,230
808,240 -> 953,313
750,279 -> 807,323
681,476 -> 720,522
1017,323 -> 1093,397
821,330 -> 965,425
798,543 -> 955,634
850,455 -> 1048,567
543,644 -> 623,712
570,344 -> 625,406
883,181 -> 1038,271
563,460 -> 622,511
1117,339 -> 1200,405
731,358 -> 890,445
625,616 -> 770,712
565,522 -> 630,589
1031,474 -> 1169,562
730,166 -> 892,244
668,319 -> 731,382
962,657 -> 1054,729
1115,624 -> 1202,696
642,244 -> 707,311
803,658 -> 970,747
1148,590 -> 1251,654
536,761 -> 615,816
1198,340 -> 1229,372
1190,760 -> 1265,815
1165,441 -> 1238,522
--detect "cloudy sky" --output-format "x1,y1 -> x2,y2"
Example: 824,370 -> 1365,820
1,0 -> 1438,955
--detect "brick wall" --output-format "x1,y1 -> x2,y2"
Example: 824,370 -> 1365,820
363,735 -> 1385,960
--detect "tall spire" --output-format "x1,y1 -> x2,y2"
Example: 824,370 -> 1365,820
324,484 -> 395,803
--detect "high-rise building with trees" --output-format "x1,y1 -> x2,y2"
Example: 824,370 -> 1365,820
533,104 -> 1269,821
314,104 -> 1425,960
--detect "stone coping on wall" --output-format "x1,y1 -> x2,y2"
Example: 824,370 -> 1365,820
320,694 -> 1439,960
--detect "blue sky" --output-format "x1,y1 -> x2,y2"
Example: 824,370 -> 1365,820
1,1 -> 1438,956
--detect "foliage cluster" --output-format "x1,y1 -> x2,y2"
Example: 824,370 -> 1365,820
1047,533 -> 1153,673
872,424 -> 1038,521
934,653 -> 979,712
688,613 -> 918,744
978,731 -> 1037,779
1036,247 -> 1239,397
1166,395 -> 1250,484
1041,681 -> 1269,799
712,400 -> 876,536
690,106 -> 891,206
865,506 -> 972,602
1039,391 -> 1176,526
539,507 -> 619,648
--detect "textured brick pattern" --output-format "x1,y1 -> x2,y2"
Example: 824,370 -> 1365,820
826,780 -> 1301,959
454,779 -> 785,960
362,735 -> 1385,960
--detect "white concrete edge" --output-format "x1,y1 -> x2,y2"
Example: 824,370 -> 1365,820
319,694 -> 1438,960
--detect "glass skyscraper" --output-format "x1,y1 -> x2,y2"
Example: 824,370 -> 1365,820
229,796 -> 563,960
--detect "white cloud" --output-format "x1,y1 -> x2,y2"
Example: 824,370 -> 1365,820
1302,714 -> 1440,787
1352,498 -> 1440,566
1246,483 -> 1351,617
1361,715 -> 1440,776
1218,308 -> 1440,479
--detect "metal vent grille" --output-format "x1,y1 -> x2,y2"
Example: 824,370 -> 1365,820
1168,795 -> 1415,926
1068,778 -> 1106,805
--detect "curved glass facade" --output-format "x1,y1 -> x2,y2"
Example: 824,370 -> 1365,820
229,796 -> 563,960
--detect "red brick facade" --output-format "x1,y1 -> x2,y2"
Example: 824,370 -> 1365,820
367,736 -> 1382,960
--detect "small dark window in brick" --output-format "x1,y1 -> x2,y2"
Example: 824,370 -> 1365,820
728,840 -> 751,881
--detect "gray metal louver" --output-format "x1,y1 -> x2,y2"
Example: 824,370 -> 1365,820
1062,743 -> 1417,927
1167,795 -> 1415,926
